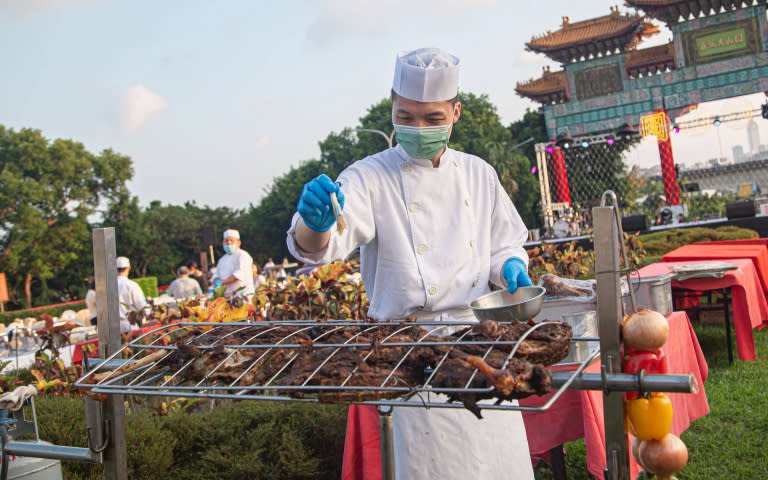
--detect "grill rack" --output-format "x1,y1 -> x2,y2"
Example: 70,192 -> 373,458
76,319 -> 601,413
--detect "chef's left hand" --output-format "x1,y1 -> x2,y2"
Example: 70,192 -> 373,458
502,258 -> 533,294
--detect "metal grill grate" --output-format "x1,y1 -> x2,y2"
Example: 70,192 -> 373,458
75,320 -> 599,414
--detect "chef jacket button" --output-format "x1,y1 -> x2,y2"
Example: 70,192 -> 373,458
417,244 -> 426,255
401,163 -> 410,172
453,160 -> 458,167
472,280 -> 478,287
470,240 -> 476,248
465,199 -> 471,206
428,286 -> 437,295
409,203 -> 418,212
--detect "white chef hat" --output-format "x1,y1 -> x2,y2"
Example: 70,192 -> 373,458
223,229 -> 240,240
392,48 -> 460,103
116,256 -> 130,269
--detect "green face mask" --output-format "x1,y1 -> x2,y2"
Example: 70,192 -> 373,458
394,123 -> 452,160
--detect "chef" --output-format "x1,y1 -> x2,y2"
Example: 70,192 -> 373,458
116,256 -> 147,333
213,229 -> 255,297
287,48 -> 534,480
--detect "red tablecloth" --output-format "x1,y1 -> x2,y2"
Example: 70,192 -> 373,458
637,260 -> 768,361
663,244 -> 768,294
341,312 -> 709,480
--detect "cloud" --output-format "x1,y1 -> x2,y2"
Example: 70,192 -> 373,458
116,85 -> 168,134
306,0 -> 499,48
0,0 -> 99,19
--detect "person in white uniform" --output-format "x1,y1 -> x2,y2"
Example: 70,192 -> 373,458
213,229 -> 255,297
287,48 -> 535,480
116,256 -> 147,334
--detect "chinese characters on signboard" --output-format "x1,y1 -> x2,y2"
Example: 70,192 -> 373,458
574,64 -> 624,100
683,18 -> 760,66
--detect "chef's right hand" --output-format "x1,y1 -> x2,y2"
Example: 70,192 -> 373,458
297,174 -> 345,233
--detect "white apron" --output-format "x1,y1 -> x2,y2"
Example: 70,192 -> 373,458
391,308 -> 534,480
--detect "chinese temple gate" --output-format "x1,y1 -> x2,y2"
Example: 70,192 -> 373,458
516,1 -> 768,230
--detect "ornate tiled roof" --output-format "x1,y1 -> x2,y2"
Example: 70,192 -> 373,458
515,67 -> 569,104
624,42 -> 676,76
526,8 -> 659,63
625,0 -> 767,24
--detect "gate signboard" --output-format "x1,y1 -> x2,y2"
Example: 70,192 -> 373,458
683,17 -> 761,66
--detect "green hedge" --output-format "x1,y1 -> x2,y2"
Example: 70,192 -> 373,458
133,277 -> 158,298
638,226 -> 759,257
33,395 -> 347,480
0,302 -> 86,326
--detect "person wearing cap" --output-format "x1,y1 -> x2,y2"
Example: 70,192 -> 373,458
287,48 -> 534,479
167,266 -> 203,299
212,229 -> 254,297
116,256 -> 147,334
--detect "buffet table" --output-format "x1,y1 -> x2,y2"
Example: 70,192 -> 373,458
639,260 -> 768,361
341,311 -> 709,480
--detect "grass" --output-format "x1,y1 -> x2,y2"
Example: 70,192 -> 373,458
535,323 -> 768,480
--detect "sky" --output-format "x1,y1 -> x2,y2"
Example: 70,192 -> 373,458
2,0 -> 767,210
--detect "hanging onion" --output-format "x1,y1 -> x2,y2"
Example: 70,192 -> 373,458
631,437 -> 648,471
622,308 -> 669,351
638,433 -> 688,480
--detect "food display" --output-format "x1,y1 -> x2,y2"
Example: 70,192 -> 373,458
540,274 -> 594,298
85,318 -> 572,419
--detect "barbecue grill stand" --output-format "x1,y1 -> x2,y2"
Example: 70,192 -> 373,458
74,203 -> 696,480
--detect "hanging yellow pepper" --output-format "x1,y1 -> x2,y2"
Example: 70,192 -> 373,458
625,392 -> 674,441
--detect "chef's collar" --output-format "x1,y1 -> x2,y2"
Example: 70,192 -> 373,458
395,144 -> 451,168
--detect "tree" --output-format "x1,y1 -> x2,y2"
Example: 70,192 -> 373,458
0,126 -> 132,308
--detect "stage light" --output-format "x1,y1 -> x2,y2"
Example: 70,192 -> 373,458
762,102 -> 768,119
546,146 -> 554,153
531,166 -> 537,174
606,138 -> 615,145
555,133 -> 573,150
713,117 -> 721,127
673,123 -> 680,133
581,141 -> 589,148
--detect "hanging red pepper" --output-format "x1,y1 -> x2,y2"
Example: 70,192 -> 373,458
624,349 -> 669,399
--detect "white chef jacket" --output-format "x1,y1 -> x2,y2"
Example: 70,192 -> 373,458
214,249 -> 255,297
117,275 -> 147,333
287,144 -> 529,322
287,145 -> 534,480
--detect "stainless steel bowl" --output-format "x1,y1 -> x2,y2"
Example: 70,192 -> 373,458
469,286 -> 546,322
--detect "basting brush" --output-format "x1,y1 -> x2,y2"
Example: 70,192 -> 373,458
329,191 -> 347,234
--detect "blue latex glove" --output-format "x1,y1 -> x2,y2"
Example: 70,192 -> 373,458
297,174 -> 345,232
502,258 -> 533,294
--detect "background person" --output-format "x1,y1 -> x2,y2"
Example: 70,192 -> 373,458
116,256 -> 147,333
287,47 -> 534,480
167,265 -> 203,299
187,261 -> 207,293
85,277 -> 97,326
213,229 -> 254,297
252,263 -> 266,289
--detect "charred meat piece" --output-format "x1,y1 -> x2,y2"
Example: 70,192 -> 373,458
465,356 -> 552,397
541,275 -> 593,298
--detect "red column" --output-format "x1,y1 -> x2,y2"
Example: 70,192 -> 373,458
550,148 -> 571,205
657,136 -> 679,206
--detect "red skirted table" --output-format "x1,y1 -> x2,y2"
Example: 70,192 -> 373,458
637,260 -> 768,361
341,312 -> 709,480
663,244 -> 768,294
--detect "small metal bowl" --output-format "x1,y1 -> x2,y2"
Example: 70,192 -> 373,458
469,286 -> 546,322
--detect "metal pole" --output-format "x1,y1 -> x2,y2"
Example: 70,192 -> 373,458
378,407 -> 395,480
92,228 -> 128,480
593,207 -> 630,480
536,143 -> 554,231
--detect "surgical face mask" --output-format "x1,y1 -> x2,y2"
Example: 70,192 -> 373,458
223,245 -> 238,255
393,123 -> 452,160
